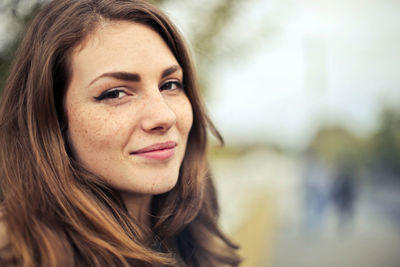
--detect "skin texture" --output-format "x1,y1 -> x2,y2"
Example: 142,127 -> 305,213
65,21 -> 193,217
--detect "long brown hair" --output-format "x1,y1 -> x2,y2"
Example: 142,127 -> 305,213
0,0 -> 240,266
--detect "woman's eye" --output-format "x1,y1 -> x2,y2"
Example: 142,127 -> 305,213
94,89 -> 128,101
160,81 -> 183,91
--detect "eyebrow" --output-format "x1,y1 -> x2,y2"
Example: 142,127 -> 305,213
88,65 -> 182,87
160,65 -> 181,79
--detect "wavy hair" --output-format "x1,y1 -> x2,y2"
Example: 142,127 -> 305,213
0,0 -> 240,266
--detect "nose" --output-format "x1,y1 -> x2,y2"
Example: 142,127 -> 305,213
141,92 -> 176,133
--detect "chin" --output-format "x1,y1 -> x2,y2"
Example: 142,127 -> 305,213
150,176 -> 179,195
150,184 -> 177,195
127,172 -> 179,196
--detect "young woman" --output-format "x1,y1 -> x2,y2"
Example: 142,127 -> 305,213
0,0 -> 241,266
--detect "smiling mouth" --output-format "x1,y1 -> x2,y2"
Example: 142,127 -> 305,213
130,141 -> 177,160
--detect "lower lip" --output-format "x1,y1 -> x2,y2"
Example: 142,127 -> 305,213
133,147 -> 175,160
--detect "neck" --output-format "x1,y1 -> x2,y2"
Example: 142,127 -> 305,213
120,192 -> 152,229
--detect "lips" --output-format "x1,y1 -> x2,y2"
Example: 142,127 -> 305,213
131,141 -> 177,160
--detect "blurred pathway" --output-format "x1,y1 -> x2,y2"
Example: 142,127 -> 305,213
210,149 -> 400,267
271,185 -> 400,267
211,148 -> 302,267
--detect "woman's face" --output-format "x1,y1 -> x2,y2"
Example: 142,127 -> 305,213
65,21 -> 193,195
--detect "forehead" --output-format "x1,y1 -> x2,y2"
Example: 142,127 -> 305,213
76,20 -> 159,48
68,20 -> 179,83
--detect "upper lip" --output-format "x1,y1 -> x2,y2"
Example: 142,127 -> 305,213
131,141 -> 177,154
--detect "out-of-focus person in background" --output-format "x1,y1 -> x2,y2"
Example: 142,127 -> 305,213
331,161 -> 356,231
0,0 -> 241,266
302,149 -> 332,235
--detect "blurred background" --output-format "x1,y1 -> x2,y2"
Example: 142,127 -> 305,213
1,0 -> 400,266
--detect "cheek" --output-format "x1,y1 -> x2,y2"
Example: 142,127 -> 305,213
66,105 -> 126,154
176,97 -> 193,137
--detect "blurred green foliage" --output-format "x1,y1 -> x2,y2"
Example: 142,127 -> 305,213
190,0 -> 245,91
369,109 -> 400,176
310,108 -> 400,179
311,126 -> 366,169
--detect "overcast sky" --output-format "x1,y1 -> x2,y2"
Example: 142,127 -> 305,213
165,0 -> 400,149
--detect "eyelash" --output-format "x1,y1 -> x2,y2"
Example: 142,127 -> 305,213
94,80 -> 184,101
160,80 -> 184,91
94,88 -> 127,101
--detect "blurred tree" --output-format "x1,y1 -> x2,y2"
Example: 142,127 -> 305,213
369,108 -> 400,177
310,126 -> 366,170
151,0 -> 168,5
191,0 -> 246,90
189,0 -> 274,94
310,107 -> 400,180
